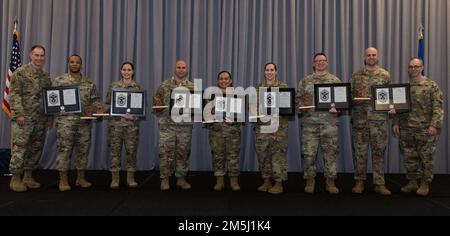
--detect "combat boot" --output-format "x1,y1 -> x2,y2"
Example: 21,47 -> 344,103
10,173 -> 27,192
58,171 -> 71,192
268,181 -> 283,194
352,180 -> 364,194
400,180 -> 418,193
127,171 -> 138,188
257,178 -> 272,192
213,176 -> 224,191
229,176 -> 241,191
110,171 -> 120,189
325,178 -> 339,194
374,185 -> 391,196
161,177 -> 170,191
23,170 -> 41,189
75,170 -> 92,188
176,177 -> 192,190
416,182 -> 429,197
304,178 -> 315,194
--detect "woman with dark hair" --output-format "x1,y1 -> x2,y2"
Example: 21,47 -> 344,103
105,62 -> 145,189
206,71 -> 242,191
254,63 -> 290,194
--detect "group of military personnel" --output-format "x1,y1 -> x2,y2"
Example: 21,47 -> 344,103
7,45 -> 444,197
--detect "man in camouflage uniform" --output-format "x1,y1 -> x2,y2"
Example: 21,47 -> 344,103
153,60 -> 195,191
392,58 -> 444,197
207,71 -> 241,191
53,54 -> 101,191
351,47 -> 392,195
106,62 -> 144,189
9,45 -> 52,192
296,53 -> 340,194
254,63 -> 289,194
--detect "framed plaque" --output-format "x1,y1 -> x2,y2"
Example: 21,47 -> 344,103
372,83 -> 411,112
259,87 -> 295,116
169,89 -> 203,120
203,93 -> 246,123
110,89 -> 146,116
43,86 -> 81,114
314,83 -> 351,110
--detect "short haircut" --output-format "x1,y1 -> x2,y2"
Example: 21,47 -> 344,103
68,54 -> 82,64
313,52 -> 327,61
30,45 -> 45,54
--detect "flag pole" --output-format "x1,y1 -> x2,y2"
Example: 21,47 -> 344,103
418,24 -> 425,75
13,17 -> 18,35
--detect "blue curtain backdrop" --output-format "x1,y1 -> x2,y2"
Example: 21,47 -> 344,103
1,0 -> 449,173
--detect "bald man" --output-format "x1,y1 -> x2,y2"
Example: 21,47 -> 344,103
350,47 -> 392,196
153,60 -> 195,191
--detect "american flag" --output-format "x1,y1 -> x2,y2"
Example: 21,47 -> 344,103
2,23 -> 22,119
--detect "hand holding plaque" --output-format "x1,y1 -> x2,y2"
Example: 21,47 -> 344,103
152,94 -> 167,113
372,84 -> 411,112
314,83 -> 351,110
43,86 -> 82,115
111,89 -> 146,117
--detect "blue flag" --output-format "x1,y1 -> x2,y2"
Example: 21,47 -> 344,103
418,26 -> 424,75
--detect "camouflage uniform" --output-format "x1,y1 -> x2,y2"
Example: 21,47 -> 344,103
296,73 -> 341,179
254,79 -> 289,182
207,121 -> 242,177
393,78 -> 444,183
53,73 -> 100,171
9,64 -> 51,174
153,77 -> 195,178
106,79 -> 144,172
350,67 -> 390,185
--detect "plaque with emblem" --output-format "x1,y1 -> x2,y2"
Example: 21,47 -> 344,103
313,83 -> 351,110
169,88 -> 203,122
259,87 -> 295,116
43,86 -> 81,114
372,84 -> 411,112
110,89 -> 146,116
202,92 -> 246,123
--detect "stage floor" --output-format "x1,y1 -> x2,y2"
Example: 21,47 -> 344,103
1,171 -> 449,216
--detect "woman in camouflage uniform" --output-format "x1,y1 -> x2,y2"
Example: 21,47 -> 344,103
254,63 -> 290,194
105,62 -> 145,189
206,71 -> 242,191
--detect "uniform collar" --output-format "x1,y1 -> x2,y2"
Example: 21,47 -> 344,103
262,79 -> 281,87
363,66 -> 381,76
27,63 -> 45,74
171,76 -> 189,86
120,79 -> 137,87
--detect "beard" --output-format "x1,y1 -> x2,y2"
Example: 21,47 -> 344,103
365,59 -> 378,66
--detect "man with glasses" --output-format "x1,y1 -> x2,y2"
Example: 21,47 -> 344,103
296,53 -> 341,194
391,58 -> 444,196
350,47 -> 392,195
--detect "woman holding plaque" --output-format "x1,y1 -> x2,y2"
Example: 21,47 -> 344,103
254,63 -> 289,194
105,62 -> 144,189
206,71 -> 242,191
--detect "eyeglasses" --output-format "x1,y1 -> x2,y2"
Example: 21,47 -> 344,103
408,65 -> 422,69
314,60 -> 327,63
